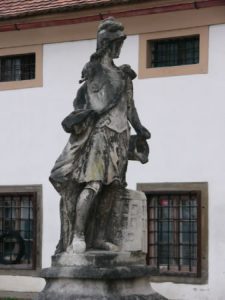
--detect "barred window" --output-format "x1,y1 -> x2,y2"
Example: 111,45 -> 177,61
0,186 -> 42,275
0,53 -> 35,82
147,191 -> 201,277
137,182 -> 208,284
0,193 -> 36,269
148,35 -> 199,68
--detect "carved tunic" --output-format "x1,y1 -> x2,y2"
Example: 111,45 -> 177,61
50,64 -> 133,190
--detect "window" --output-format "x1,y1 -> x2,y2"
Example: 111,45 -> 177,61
0,53 -> 35,82
148,35 -> 199,68
0,185 -> 42,276
139,27 -> 208,78
147,191 -> 200,276
0,45 -> 43,91
137,182 -> 208,284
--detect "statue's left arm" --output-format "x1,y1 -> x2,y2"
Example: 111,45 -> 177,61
123,66 -> 151,139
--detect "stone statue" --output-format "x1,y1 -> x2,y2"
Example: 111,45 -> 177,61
37,17 -> 168,300
49,17 -> 150,254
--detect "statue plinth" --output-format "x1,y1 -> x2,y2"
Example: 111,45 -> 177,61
37,260 -> 165,300
36,189 -> 167,300
52,251 -> 146,267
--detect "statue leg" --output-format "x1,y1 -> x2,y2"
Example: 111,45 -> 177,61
69,181 -> 102,253
93,182 -> 121,252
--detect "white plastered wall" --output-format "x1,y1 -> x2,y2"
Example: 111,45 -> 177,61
0,24 -> 224,299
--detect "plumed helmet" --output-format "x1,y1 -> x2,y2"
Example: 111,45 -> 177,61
96,17 -> 126,50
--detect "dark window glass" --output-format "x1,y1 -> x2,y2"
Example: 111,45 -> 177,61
148,35 -> 199,68
147,191 -> 201,277
0,53 -> 35,82
0,193 -> 36,269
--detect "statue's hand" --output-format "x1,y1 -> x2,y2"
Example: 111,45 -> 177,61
137,126 -> 151,139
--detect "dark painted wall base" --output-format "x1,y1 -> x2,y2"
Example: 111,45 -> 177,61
0,290 -> 37,299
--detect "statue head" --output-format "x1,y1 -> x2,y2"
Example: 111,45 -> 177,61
96,17 -> 126,58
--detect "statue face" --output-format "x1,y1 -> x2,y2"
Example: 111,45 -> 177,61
110,38 -> 124,59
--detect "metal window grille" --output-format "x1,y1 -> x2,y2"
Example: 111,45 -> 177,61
147,191 -> 201,277
0,193 -> 36,268
148,35 -> 199,68
0,53 -> 35,82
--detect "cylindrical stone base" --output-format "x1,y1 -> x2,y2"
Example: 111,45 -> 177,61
35,265 -> 167,300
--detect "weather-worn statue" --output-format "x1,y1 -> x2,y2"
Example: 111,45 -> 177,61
49,17 -> 150,254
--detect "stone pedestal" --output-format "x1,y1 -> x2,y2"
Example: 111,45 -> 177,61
36,189 -> 167,299
36,251 -> 167,300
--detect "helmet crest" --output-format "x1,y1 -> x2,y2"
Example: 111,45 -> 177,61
96,17 -> 126,50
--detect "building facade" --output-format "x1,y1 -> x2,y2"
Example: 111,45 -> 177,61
0,0 -> 225,299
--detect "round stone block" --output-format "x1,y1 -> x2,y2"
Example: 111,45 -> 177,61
35,265 -> 167,300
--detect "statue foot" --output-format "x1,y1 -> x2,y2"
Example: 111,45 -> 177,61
94,240 -> 119,251
67,234 -> 86,254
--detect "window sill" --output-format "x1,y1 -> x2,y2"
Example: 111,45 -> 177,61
150,271 -> 208,285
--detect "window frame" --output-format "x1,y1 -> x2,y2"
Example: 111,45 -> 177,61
0,45 -> 43,91
0,53 -> 36,82
0,185 -> 42,276
138,26 -> 208,79
137,182 -> 208,284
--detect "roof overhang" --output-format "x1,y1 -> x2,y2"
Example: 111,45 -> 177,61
0,0 -> 224,33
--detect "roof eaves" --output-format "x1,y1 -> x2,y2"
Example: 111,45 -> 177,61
0,0 -> 145,21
